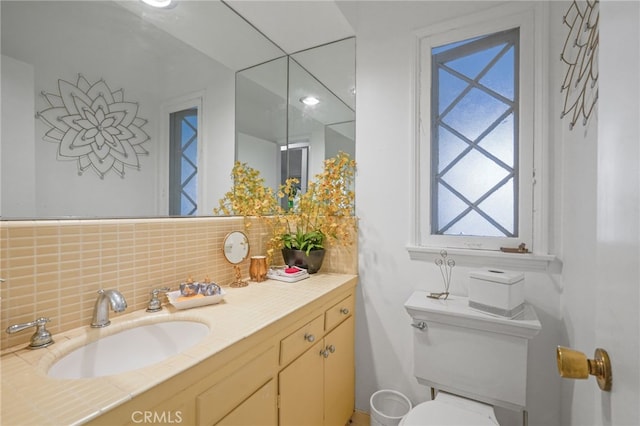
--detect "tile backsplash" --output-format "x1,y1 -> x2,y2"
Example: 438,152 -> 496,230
1,217 -> 357,349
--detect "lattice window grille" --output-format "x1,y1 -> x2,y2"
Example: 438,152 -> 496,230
170,109 -> 198,216
431,28 -> 519,238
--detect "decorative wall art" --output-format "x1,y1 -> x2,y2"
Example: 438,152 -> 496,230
36,74 -> 150,178
560,0 -> 599,130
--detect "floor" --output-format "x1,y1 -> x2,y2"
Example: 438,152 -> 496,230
349,410 -> 370,426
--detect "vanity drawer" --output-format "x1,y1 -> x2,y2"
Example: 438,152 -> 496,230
197,346 -> 276,425
325,294 -> 355,332
279,315 -> 324,366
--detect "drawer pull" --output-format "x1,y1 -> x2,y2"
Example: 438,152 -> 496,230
320,348 -> 330,358
304,333 -> 315,343
327,344 -> 336,353
340,307 -> 350,315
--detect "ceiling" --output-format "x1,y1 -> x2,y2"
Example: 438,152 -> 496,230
117,0 -> 356,143
116,0 -> 354,71
225,0 -> 355,54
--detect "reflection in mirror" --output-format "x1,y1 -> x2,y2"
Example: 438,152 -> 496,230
235,37 -> 355,202
288,40 -> 355,188
0,0 -> 284,219
223,231 -> 250,287
235,56 -> 288,195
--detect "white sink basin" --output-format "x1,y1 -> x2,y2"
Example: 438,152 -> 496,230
48,321 -> 209,379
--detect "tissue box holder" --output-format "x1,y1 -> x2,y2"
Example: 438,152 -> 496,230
468,268 -> 524,318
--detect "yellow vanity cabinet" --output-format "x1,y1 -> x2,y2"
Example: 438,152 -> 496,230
323,315 -> 355,426
197,345 -> 278,425
215,379 -> 277,426
279,294 -> 355,426
82,277 -> 357,426
86,338 -> 278,426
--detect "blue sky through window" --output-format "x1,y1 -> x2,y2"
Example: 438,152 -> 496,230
431,28 -> 518,237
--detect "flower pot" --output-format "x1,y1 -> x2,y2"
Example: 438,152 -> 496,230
282,248 -> 326,274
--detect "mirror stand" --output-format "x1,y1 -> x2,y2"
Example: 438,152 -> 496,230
230,265 -> 248,288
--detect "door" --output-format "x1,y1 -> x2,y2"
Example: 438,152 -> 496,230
216,380 -> 277,426
592,2 -> 639,424
279,339 -> 324,426
323,316 -> 355,426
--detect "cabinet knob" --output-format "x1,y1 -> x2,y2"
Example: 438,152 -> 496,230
320,345 -> 336,358
304,333 -> 315,343
340,307 -> 350,315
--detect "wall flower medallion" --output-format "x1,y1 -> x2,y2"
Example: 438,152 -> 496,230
36,74 -> 150,178
560,0 -> 599,130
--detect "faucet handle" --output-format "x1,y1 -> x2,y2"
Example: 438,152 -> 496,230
6,317 -> 54,349
146,287 -> 170,313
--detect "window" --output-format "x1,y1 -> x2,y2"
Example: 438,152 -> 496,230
169,108 -> 198,215
410,3 -> 553,269
431,28 -> 519,239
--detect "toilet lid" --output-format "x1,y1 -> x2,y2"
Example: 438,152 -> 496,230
400,394 -> 499,426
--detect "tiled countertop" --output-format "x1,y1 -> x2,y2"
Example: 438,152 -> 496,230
1,273 -> 357,426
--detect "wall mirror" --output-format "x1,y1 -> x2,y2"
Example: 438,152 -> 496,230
1,0 -> 285,219
235,37 -> 356,200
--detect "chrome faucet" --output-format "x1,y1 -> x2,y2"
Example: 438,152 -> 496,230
91,289 -> 127,328
6,317 -> 54,349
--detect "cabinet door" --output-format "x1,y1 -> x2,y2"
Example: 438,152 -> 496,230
323,316 -> 355,426
279,339 -> 324,426
216,379 -> 277,426
197,346 -> 276,425
100,387 -> 195,426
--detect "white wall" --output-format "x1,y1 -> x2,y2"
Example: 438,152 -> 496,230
326,126 -> 356,162
550,0 -> 601,423
344,1 -> 630,425
1,56 -> 36,217
237,132 -> 280,192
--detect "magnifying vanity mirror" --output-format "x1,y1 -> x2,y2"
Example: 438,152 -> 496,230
223,231 -> 250,287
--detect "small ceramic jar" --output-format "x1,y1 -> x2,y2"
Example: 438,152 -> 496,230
200,282 -> 221,296
179,282 -> 199,297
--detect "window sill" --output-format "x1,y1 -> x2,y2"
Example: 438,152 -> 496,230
406,245 -> 562,273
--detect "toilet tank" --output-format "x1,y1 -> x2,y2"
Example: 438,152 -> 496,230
404,292 -> 541,412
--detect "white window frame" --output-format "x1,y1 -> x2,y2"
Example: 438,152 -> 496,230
407,2 -> 557,272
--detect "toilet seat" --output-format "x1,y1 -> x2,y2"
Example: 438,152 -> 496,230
399,392 -> 499,426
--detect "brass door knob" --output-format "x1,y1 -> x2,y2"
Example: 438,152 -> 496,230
556,346 -> 612,391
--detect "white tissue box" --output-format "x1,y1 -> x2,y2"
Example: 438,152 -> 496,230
468,268 -> 524,318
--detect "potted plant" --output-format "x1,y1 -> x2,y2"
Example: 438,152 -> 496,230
272,151 -> 356,273
214,161 -> 280,222
215,152 -> 356,274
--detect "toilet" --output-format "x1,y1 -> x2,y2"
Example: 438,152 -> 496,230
403,291 -> 541,425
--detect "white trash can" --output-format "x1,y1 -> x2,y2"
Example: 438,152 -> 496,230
370,389 -> 412,426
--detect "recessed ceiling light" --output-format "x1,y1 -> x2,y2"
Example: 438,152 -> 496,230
300,96 -> 320,106
141,0 -> 173,8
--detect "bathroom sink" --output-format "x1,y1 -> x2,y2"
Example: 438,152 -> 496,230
48,320 -> 209,379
